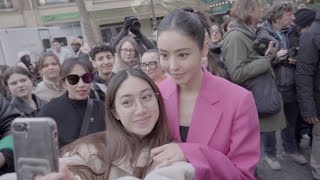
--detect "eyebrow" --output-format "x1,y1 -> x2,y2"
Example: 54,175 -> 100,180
158,48 -> 192,53
119,88 -> 154,98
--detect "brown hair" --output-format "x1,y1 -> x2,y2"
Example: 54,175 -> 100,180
61,68 -> 171,179
206,51 -> 229,79
3,66 -> 33,87
116,36 -> 141,64
231,0 -> 260,26
59,57 -> 94,84
36,51 -> 61,71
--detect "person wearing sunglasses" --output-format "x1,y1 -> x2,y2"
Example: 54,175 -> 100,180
139,49 -> 167,84
38,58 -> 106,147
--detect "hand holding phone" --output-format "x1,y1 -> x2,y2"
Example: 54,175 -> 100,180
12,117 -> 59,180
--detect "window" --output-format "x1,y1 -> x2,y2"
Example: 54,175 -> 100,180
38,0 -> 75,6
0,0 -> 13,9
100,23 -> 123,43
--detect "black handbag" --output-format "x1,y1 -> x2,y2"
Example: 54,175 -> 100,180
245,70 -> 282,117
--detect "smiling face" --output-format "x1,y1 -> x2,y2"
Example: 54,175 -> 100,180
40,56 -> 60,81
120,41 -> 137,64
92,51 -> 114,77
63,64 -> 91,100
157,30 -> 207,86
113,76 -> 159,138
7,73 -> 33,99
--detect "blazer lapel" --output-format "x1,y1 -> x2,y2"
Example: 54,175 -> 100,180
187,69 -> 223,145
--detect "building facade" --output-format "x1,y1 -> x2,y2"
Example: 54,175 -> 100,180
0,0 -> 203,42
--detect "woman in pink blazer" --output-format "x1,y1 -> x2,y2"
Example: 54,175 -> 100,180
150,7 -> 260,180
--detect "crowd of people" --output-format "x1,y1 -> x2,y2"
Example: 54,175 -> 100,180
0,0 -> 319,179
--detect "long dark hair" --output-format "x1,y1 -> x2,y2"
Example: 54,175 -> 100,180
61,68 -> 171,179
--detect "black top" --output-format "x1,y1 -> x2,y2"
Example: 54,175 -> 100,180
38,93 -> 106,147
179,126 -> 189,142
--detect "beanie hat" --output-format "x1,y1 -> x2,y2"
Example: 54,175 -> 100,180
294,8 -> 316,28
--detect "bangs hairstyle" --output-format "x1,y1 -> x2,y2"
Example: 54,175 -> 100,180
116,37 -> 140,59
3,66 -> 33,87
231,0 -> 260,25
36,51 -> 61,70
267,1 -> 294,22
105,68 -> 171,178
60,58 -> 94,80
157,7 -> 212,50
60,69 -> 171,180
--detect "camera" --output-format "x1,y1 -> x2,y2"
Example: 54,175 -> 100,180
253,37 -> 276,56
287,47 -> 298,58
125,16 -> 141,31
13,122 -> 28,132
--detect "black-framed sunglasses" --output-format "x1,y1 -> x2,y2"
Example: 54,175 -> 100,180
139,61 -> 157,71
65,73 -> 94,85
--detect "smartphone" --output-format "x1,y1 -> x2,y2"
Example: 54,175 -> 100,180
12,117 -> 59,180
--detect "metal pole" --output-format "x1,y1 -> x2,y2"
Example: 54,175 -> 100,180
150,0 -> 157,30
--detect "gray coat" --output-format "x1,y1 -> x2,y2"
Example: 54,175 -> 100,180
222,21 -> 286,132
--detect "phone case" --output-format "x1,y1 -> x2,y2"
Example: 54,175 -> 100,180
12,117 -> 59,180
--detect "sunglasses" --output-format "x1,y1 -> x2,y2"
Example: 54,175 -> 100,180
139,61 -> 157,71
65,73 -> 93,85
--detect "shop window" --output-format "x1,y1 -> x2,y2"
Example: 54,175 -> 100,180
38,0 -> 75,6
0,0 -> 13,9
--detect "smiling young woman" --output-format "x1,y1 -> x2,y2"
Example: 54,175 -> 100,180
37,58 -> 106,147
155,7 -> 260,180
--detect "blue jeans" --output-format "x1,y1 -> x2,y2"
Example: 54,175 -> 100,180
262,100 -> 299,157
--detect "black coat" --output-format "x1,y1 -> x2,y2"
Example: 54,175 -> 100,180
296,12 -> 320,118
10,94 -> 47,117
0,95 -> 19,174
0,95 -> 19,138
37,93 -> 106,147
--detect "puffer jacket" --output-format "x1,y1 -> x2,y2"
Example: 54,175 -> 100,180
296,12 -> 320,119
256,19 -> 297,102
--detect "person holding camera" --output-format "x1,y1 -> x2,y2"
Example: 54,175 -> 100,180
255,1 -> 307,170
111,16 -> 155,55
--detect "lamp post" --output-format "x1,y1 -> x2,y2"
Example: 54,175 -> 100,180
150,0 -> 157,31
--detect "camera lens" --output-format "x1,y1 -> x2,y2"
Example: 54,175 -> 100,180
13,123 -> 27,132
131,20 -> 141,30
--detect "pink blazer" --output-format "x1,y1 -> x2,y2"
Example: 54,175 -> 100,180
158,69 -> 260,180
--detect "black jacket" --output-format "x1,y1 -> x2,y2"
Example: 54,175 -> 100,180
37,93 -> 106,147
0,95 -> 19,138
89,72 -> 114,102
0,95 -> 19,174
10,94 -> 47,117
256,19 -> 297,102
296,12 -> 320,119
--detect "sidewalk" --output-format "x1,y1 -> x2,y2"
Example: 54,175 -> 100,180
257,131 -> 313,180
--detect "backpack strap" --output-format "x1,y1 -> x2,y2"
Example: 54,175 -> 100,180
79,98 -> 94,137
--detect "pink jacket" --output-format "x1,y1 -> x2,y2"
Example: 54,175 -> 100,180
158,69 -> 260,180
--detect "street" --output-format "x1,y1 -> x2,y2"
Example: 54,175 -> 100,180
257,131 -> 313,180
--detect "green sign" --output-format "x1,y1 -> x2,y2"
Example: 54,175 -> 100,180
41,12 -> 80,23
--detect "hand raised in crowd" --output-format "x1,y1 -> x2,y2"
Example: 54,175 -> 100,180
35,164 -> 79,180
277,49 -> 289,60
304,116 -> 319,124
265,41 -> 277,57
150,143 -> 187,168
288,58 -> 297,65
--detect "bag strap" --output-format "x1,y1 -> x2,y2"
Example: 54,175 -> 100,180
79,98 -> 94,137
